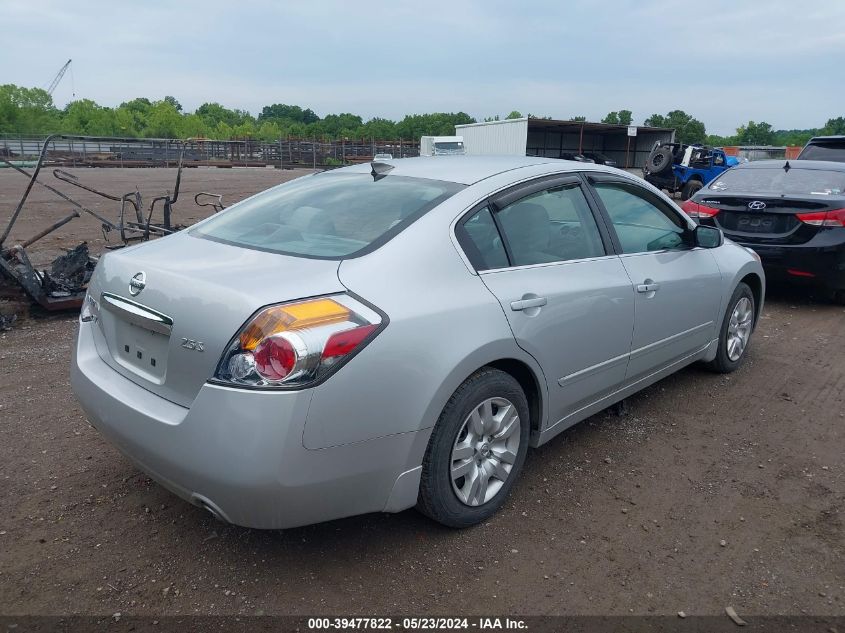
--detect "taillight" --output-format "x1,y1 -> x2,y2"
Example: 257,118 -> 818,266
321,324 -> 378,364
254,334 -> 301,381
80,292 -> 100,323
681,199 -> 720,219
215,294 -> 385,389
795,208 -> 845,227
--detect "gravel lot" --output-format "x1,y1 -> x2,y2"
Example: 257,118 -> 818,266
0,166 -> 310,268
0,168 -> 843,618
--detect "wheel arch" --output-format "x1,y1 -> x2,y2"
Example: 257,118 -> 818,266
384,347 -> 549,515
739,271 -> 764,327
485,358 -> 544,440
419,341 -> 550,450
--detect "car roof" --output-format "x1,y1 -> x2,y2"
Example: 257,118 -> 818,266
806,136 -> 845,143
732,159 -> 845,172
337,155 -> 562,185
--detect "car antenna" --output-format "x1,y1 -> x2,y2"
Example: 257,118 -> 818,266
784,160 -> 791,172
371,161 -> 395,181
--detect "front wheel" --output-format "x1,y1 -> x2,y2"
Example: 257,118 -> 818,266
706,283 -> 755,373
417,368 -> 530,528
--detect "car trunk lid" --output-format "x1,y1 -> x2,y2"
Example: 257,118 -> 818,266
698,195 -> 835,244
88,232 -> 344,407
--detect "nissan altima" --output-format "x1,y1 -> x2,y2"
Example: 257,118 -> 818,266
71,156 -> 764,529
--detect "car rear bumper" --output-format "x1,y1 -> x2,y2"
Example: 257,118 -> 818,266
731,232 -> 845,291
71,322 -> 426,529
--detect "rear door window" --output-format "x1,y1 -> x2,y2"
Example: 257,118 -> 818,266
496,185 -> 605,266
458,182 -> 607,271
193,173 -> 463,259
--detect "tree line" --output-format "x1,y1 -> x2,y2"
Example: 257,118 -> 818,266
1,84 -> 841,147
0,85 -> 473,141
592,109 -> 842,148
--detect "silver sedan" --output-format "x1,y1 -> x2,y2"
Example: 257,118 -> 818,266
71,156 -> 764,529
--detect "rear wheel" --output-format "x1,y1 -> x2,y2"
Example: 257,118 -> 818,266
417,368 -> 530,528
681,179 -> 703,201
706,283 -> 755,373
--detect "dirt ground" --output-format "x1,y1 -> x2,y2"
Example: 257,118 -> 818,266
0,166 -> 310,268
0,168 -> 843,618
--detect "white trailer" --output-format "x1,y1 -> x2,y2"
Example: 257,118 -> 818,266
455,118 -> 529,156
420,135 -> 466,156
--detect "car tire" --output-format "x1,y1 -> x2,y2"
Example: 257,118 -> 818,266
681,179 -> 703,201
705,282 -> 755,374
830,289 -> 845,306
417,368 -> 530,528
646,145 -> 673,175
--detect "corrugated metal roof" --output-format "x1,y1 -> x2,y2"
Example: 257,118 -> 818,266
525,118 -> 675,134
457,117 -> 674,135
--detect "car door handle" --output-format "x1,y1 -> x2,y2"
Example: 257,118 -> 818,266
510,296 -> 547,311
636,282 -> 660,293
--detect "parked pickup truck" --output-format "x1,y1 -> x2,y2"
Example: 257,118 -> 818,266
643,143 -> 739,200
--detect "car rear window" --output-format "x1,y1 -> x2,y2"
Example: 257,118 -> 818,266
709,167 -> 845,196
192,173 -> 463,258
798,143 -> 845,162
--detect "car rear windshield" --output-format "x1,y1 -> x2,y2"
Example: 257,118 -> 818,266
708,167 -> 845,196
798,143 -> 845,162
192,173 -> 463,258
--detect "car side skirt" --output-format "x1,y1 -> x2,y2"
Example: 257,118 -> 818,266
535,339 -> 717,446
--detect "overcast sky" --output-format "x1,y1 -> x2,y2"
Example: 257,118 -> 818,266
3,0 -> 843,135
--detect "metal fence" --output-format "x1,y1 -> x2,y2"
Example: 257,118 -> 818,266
0,135 -> 420,169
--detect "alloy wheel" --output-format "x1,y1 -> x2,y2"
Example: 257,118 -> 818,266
727,296 -> 753,361
450,397 -> 521,507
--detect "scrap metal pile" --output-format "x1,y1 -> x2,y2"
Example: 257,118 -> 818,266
0,135 -> 225,311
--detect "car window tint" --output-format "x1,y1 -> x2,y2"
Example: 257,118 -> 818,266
593,182 -> 686,253
193,173 -> 463,259
496,185 -> 605,266
459,207 -> 509,271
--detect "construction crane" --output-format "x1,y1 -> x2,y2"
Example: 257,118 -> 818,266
45,59 -> 72,96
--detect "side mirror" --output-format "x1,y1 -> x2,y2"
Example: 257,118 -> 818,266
693,224 -> 723,248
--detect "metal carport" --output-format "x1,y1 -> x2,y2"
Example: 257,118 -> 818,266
456,117 -> 675,169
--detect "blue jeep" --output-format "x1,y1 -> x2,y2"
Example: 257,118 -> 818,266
643,143 -> 739,200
